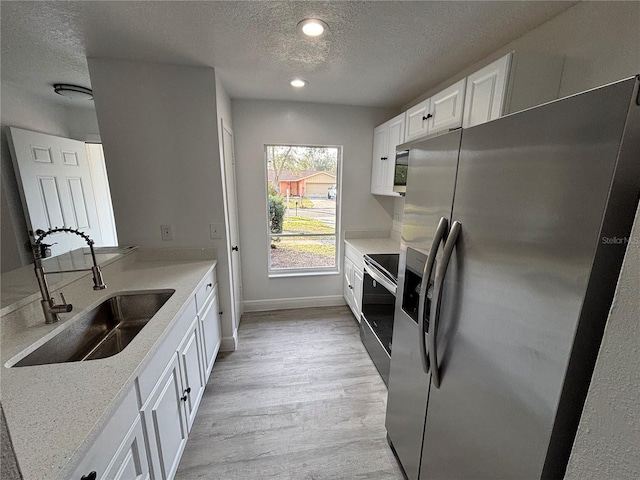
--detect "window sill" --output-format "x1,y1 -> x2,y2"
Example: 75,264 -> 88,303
268,268 -> 340,279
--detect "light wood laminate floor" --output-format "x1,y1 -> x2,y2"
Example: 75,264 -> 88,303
176,306 -> 405,480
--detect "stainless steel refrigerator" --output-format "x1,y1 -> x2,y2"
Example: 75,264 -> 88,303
386,76 -> 640,480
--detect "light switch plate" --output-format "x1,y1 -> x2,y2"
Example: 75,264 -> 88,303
210,223 -> 224,239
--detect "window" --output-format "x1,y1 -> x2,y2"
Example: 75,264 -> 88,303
265,145 -> 341,275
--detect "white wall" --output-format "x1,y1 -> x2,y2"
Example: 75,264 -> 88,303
88,59 -> 223,248
565,204 -> 640,479
64,106 -> 101,143
215,75 -> 232,131
0,82 -> 71,271
88,59 -> 236,349
231,99 -> 396,309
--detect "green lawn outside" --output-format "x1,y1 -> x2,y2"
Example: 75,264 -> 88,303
282,216 -> 334,234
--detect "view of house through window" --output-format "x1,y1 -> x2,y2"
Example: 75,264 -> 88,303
266,145 -> 340,273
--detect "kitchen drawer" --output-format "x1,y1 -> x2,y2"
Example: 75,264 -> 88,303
344,243 -> 364,271
136,297 -> 197,404
360,316 -> 390,386
195,269 -> 216,313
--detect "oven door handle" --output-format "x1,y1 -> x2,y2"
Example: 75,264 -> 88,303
363,263 -> 397,295
417,217 -> 448,375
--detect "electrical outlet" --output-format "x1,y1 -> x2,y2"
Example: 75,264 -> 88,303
210,223 -> 224,239
161,224 -> 174,241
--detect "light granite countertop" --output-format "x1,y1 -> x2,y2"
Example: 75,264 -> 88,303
0,250 -> 217,480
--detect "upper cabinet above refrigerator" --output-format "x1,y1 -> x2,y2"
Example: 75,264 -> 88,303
405,79 -> 467,142
463,51 -> 565,128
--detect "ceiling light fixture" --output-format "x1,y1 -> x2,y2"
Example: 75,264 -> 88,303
53,84 -> 94,100
290,79 -> 308,88
297,18 -> 328,38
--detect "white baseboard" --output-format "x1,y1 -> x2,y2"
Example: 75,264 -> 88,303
243,295 -> 346,313
220,330 -> 238,352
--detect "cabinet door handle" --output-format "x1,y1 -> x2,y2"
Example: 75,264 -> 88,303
207,283 -> 213,288
381,157 -> 388,161
232,245 -> 239,252
422,113 -> 433,121
81,472 -> 97,480
181,394 -> 188,402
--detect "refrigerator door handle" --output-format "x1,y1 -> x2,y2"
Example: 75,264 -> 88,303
429,220 -> 462,389
417,216 -> 449,374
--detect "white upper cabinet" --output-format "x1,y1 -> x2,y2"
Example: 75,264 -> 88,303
429,78 -> 467,133
463,52 -> 564,128
371,124 -> 388,195
405,78 -> 466,142
405,97 -> 432,142
384,115 -> 405,194
371,113 -> 404,197
463,54 -> 511,128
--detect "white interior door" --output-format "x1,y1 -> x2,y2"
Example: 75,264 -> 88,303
221,119 -> 243,329
86,143 -> 118,246
8,127 -> 104,256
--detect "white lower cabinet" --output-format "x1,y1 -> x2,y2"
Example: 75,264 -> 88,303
72,388 -> 150,480
177,317 -> 206,431
72,267 -> 220,480
102,417 -> 150,480
344,255 -> 355,314
141,354 -> 189,480
199,284 -> 221,378
343,245 -> 364,321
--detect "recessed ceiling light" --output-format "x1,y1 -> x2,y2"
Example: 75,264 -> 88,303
297,18 -> 328,38
290,79 -> 308,88
53,84 -> 94,100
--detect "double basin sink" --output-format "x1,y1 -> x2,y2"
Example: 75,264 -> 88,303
11,290 -> 175,368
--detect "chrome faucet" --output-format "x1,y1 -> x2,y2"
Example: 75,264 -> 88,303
32,227 -> 107,324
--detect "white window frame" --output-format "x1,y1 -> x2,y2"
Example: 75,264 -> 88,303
264,144 -> 343,278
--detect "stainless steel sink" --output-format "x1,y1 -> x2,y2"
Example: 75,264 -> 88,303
12,290 -> 175,367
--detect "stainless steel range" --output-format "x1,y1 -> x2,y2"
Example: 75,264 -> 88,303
360,253 -> 399,386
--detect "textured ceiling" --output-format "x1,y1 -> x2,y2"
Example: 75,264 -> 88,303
1,1 -> 577,108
